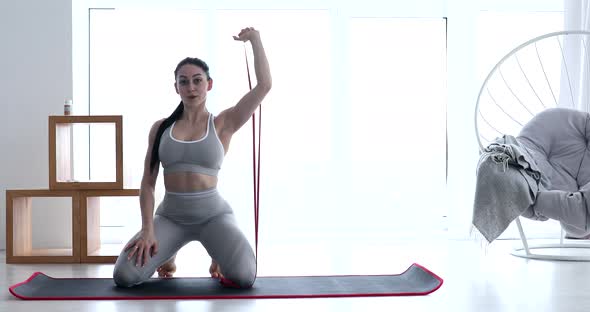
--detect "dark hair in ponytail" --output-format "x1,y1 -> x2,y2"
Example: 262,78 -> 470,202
150,102 -> 184,173
149,57 -> 212,173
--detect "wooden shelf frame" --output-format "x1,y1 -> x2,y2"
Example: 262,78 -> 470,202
6,190 -> 80,264
6,188 -> 139,264
80,189 -> 139,264
6,115 -> 135,264
48,115 -> 123,190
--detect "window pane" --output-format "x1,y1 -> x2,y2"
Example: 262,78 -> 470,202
348,18 -> 447,236
477,12 -> 564,82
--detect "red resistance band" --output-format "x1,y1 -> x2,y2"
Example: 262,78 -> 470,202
220,44 -> 261,289
244,45 -> 261,258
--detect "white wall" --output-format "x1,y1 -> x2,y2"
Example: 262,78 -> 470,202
0,0 -> 72,250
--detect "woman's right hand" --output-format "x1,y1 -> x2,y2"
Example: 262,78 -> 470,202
124,229 -> 159,267
233,27 -> 260,42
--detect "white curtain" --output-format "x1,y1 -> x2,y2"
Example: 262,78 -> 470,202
560,0 -> 590,111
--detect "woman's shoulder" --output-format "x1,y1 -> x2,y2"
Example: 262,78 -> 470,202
148,118 -> 168,138
151,118 -> 166,131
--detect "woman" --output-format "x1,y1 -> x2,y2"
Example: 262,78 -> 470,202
113,27 -> 271,289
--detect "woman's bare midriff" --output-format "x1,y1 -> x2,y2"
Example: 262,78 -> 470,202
164,172 -> 218,192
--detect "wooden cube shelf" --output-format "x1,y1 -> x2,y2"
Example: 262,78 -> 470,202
48,115 -> 123,190
6,115 -> 134,264
80,189 -> 140,263
6,189 -> 80,264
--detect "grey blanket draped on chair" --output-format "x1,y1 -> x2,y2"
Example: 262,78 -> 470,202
473,108 -> 590,242
473,135 -> 547,243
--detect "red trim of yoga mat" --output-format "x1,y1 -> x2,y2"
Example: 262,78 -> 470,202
8,271 -> 44,300
9,263 -> 443,300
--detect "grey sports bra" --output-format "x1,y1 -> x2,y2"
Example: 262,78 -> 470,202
158,113 -> 224,176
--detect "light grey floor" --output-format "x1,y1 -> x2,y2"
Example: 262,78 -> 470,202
3,238 -> 590,312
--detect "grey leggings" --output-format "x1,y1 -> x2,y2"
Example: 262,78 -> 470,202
112,188 -> 256,288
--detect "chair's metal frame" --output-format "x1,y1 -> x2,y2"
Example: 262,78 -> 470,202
475,30 -> 590,261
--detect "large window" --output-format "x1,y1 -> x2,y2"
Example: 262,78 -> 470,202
72,1 -> 566,250
83,7 -> 448,247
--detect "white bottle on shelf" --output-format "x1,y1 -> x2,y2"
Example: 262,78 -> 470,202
64,99 -> 72,115
63,99 -> 75,181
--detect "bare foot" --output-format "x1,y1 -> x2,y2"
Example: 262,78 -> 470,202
157,258 -> 177,278
209,260 -> 224,279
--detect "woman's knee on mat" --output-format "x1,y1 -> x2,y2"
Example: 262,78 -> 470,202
223,260 -> 257,288
113,265 -> 144,287
112,254 -> 156,287
222,245 -> 257,288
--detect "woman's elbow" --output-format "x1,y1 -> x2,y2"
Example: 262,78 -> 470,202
260,80 -> 272,92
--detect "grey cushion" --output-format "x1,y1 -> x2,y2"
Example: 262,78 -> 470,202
517,108 -> 590,191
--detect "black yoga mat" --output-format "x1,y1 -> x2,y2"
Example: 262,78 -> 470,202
9,263 -> 442,300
